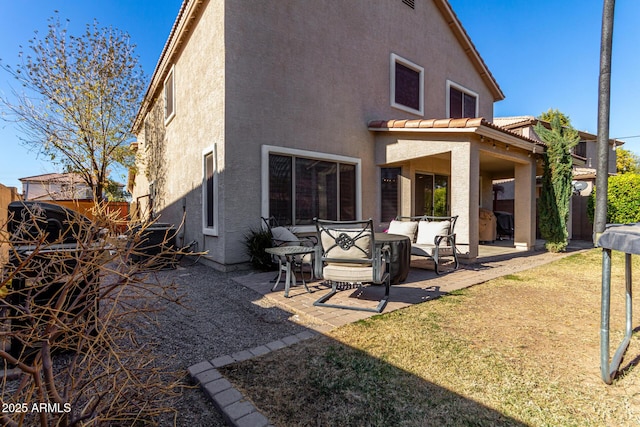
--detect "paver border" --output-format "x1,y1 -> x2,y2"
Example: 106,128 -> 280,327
189,330 -> 318,427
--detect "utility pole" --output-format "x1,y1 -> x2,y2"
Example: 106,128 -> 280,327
594,0 -> 616,245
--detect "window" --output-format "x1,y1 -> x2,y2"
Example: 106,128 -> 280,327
263,146 -> 360,227
203,146 -> 218,235
164,66 -> 175,123
391,54 -> 424,116
447,80 -> 478,119
381,167 -> 401,222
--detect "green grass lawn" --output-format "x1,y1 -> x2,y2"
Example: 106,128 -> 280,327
220,249 -> 640,426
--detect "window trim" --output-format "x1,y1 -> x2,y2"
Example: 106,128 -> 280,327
261,145 -> 362,232
390,53 -> 424,116
164,65 -> 176,125
446,80 -> 479,119
202,145 -> 218,236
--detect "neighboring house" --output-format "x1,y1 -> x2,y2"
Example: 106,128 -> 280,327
20,173 -> 93,201
492,116 -> 623,240
19,173 -> 126,202
130,0 -> 544,271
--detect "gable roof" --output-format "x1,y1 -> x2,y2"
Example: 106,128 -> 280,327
132,0 -> 504,134
19,173 -> 87,184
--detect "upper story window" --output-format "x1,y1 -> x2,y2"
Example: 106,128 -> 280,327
574,140 -> 587,158
391,53 -> 424,116
447,80 -> 478,119
164,66 -> 175,124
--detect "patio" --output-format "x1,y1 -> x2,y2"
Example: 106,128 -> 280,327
235,240 -> 594,333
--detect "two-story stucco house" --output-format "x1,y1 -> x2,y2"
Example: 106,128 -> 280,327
130,0 -> 544,271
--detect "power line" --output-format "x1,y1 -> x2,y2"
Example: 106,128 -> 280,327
612,135 -> 640,139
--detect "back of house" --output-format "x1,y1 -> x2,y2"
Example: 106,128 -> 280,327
130,0 -> 541,271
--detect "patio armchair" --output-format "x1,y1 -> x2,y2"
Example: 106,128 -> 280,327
314,218 -> 390,313
391,215 -> 459,274
261,217 -> 317,285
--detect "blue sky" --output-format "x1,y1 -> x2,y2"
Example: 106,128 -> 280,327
0,1 -> 638,190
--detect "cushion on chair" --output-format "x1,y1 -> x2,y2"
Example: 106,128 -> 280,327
323,264 -> 375,282
387,220 -> 418,241
321,230 -> 371,261
416,220 -> 450,245
411,244 -> 435,257
271,226 -> 300,245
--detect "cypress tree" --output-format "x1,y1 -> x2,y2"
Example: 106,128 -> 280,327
535,114 -> 579,252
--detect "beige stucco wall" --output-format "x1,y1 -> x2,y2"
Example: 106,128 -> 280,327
133,0 -> 501,268
133,0 -> 227,265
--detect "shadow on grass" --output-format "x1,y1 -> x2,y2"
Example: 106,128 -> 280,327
218,332 -> 527,427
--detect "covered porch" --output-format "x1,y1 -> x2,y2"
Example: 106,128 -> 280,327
369,118 -> 545,262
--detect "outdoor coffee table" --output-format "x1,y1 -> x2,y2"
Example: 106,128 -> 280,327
265,246 -> 316,297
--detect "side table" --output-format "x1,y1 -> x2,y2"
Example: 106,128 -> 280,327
264,246 -> 316,297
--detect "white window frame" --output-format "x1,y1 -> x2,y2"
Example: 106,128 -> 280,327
261,145 -> 362,233
390,53 -> 424,116
164,65 -> 176,125
446,80 -> 479,119
202,145 -> 218,236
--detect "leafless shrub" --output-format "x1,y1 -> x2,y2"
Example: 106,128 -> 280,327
0,202 -> 202,426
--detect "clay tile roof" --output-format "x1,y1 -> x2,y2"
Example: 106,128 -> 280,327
368,117 -> 545,147
368,117 -> 490,130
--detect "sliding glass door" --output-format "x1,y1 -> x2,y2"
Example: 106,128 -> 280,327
415,173 -> 449,216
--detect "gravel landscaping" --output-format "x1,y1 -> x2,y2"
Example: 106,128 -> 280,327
141,262 -> 309,426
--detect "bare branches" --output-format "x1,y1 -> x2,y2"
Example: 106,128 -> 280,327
0,14 -> 145,201
0,202 -> 199,426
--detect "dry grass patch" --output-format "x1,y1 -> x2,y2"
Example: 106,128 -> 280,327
220,249 -> 640,426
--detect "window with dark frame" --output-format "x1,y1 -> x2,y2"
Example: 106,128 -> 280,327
449,85 -> 477,119
395,62 -> 421,112
164,68 -> 175,122
381,167 -> 401,222
204,151 -> 215,229
391,54 -> 423,115
269,153 -> 357,226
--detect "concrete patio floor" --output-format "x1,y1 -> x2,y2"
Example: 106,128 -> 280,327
235,240 -> 595,333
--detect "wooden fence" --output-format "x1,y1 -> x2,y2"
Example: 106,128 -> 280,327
48,200 -> 130,234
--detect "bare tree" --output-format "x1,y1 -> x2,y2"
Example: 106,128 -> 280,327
0,14 -> 146,201
0,203 -> 197,426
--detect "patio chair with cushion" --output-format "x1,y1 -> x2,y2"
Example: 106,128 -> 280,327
314,218 -> 390,313
392,215 -> 459,274
261,217 -> 316,287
